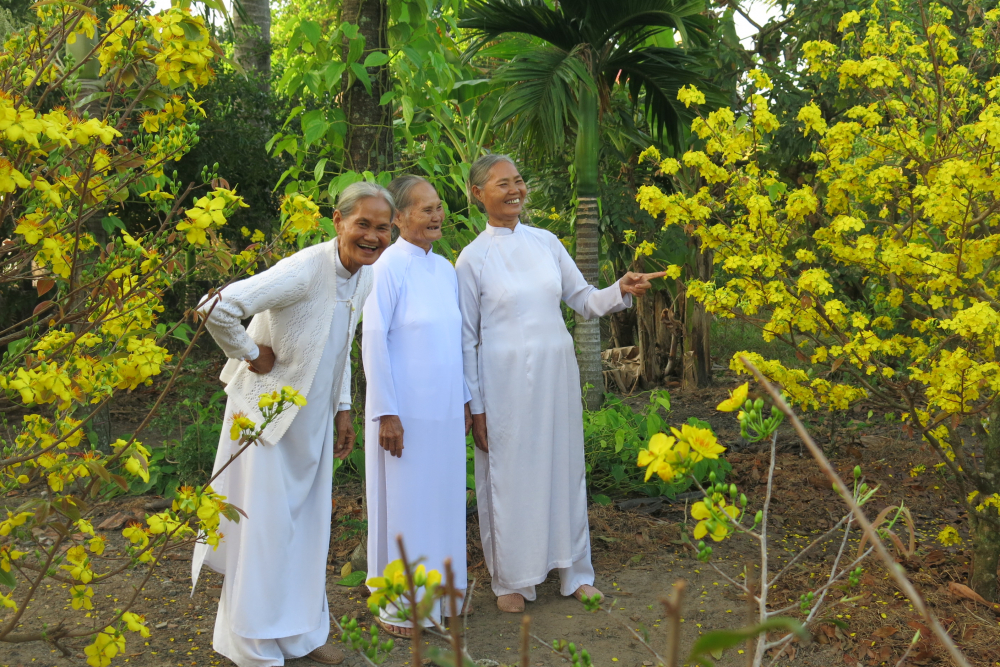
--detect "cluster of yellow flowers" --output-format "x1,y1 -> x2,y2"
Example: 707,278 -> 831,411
636,423 -> 725,483
281,193 -> 322,233
178,187 -> 248,244
145,3 -> 216,88
366,560 -> 442,617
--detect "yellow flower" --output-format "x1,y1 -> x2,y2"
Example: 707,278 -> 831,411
637,433 -> 681,482
229,413 -> 256,441
691,498 -> 739,542
936,526 -> 961,547
716,382 -> 749,412
670,424 -> 725,461
71,585 -> 94,610
282,386 -> 307,406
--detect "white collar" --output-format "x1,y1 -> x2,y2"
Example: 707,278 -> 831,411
485,220 -> 520,236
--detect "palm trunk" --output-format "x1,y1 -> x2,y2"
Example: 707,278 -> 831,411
682,238 -> 713,390
340,0 -> 393,173
574,86 -> 603,410
233,0 -> 271,77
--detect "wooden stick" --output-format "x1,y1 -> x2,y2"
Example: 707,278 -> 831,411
444,558 -> 463,666
659,579 -> 685,667
519,615 -> 532,667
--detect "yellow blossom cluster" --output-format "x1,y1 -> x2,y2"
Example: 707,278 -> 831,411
280,193 -> 322,233
636,2 -> 1000,544
145,3 -> 216,88
178,187 -> 248,245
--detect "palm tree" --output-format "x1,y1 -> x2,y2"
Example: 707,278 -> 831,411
460,0 -> 721,408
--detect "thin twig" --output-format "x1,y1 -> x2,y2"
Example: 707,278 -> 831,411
741,356 -> 973,667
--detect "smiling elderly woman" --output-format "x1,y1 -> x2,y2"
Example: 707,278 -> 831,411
191,182 -> 394,667
456,155 -> 664,613
362,175 -> 472,637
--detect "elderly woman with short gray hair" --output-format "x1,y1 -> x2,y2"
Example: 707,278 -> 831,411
192,182 -> 395,667
456,155 -> 664,613
363,174 -> 472,636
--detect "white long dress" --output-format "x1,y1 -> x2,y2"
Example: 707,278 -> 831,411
363,238 -> 469,625
455,222 -> 630,599
192,245 -> 362,667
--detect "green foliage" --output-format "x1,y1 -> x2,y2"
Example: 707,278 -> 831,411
338,615 -> 394,664
583,390 -> 730,499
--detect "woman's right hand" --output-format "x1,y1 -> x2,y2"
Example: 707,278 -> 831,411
471,413 -> 488,453
248,345 -> 275,374
379,415 -> 404,458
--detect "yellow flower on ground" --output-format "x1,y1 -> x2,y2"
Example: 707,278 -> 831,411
717,382 -> 749,412
691,498 -> 739,542
937,526 -> 961,547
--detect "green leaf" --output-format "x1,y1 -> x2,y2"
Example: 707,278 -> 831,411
323,62 -> 346,91
766,182 -> 787,202
336,570 -> 367,587
688,618 -> 806,666
592,494 -> 612,506
0,567 -> 15,588
299,20 -> 321,46
349,63 -> 373,95
314,158 -> 328,182
101,215 -> 125,235
345,33 -> 366,65
378,90 -> 396,105
179,19 -> 204,42
301,110 -> 330,146
363,51 -> 389,68
400,94 -> 414,127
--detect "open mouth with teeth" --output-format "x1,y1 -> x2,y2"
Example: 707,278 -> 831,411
504,197 -> 521,206
356,241 -> 379,254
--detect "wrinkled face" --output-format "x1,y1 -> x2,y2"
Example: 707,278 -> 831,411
395,182 -> 444,249
474,161 -> 527,223
333,196 -> 393,273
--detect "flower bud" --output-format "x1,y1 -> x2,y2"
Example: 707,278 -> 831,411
854,465 -> 862,479
740,493 -> 748,507
729,484 -> 737,498
754,510 -> 763,525
709,471 -> 717,484
754,398 -> 764,410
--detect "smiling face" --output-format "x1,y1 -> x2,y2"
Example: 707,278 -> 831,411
333,196 -> 393,274
472,160 -> 527,227
395,181 -> 444,251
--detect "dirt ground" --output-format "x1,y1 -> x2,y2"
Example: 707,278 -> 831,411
4,383 -> 1000,667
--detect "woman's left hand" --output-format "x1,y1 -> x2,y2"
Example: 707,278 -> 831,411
619,271 -> 667,298
465,402 -> 474,435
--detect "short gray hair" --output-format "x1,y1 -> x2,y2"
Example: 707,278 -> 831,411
336,181 -> 396,219
387,174 -> 432,213
468,153 -> 517,212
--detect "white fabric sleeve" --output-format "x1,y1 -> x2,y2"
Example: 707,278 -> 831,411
244,344 -> 260,361
338,336 -> 353,412
197,255 -> 311,360
554,239 -> 631,319
456,253 -> 485,414
361,262 -> 400,422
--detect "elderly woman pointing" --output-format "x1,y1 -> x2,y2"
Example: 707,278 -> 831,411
456,155 -> 663,613
363,175 -> 472,636
193,182 -> 395,667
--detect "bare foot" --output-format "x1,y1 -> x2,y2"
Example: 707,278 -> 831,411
573,584 -> 603,603
497,593 -> 525,613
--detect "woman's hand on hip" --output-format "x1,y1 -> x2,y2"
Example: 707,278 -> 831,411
334,410 -> 355,460
471,412 -> 488,453
379,415 -> 404,458
619,271 -> 667,298
247,345 -> 275,374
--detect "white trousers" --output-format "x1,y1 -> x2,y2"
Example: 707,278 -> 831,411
212,575 -> 328,667
490,548 -> 595,601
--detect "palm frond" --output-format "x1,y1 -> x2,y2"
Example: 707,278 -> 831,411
493,44 -> 596,155
459,0 -> 583,57
609,47 -> 727,145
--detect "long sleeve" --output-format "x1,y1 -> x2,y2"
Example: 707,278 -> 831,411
455,252 -> 485,414
362,260 -> 401,421
197,255 -> 312,360
338,347 -> 352,412
554,239 -> 632,319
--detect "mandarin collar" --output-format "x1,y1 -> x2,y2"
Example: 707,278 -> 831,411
333,238 -> 354,280
485,221 -> 521,236
396,236 -> 433,256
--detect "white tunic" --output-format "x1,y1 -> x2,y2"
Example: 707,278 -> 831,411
191,241 -> 365,667
363,238 -> 469,624
455,222 -> 630,592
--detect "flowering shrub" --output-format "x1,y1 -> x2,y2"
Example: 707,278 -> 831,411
636,1 -> 1000,599
0,1 -> 321,662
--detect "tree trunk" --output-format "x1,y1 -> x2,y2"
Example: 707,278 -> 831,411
573,86 -> 603,409
969,512 -> 1000,602
682,240 -> 713,390
233,0 -> 271,77
340,0 -> 393,173
969,408 -> 1000,601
